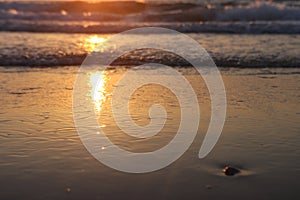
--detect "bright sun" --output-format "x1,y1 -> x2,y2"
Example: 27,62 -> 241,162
88,36 -> 106,44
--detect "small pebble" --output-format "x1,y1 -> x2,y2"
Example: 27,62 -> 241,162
205,184 -> 213,190
66,187 -> 71,193
223,166 -> 240,176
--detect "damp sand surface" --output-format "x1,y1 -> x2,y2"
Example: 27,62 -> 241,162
0,66 -> 299,200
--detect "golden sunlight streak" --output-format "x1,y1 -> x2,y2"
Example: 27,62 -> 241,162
88,36 -> 106,44
89,71 -> 108,113
84,35 -> 107,52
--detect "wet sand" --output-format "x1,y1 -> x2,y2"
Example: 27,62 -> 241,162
0,66 -> 299,200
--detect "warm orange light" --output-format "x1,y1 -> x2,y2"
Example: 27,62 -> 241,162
88,36 -> 106,44
84,35 -> 107,52
89,71 -> 108,113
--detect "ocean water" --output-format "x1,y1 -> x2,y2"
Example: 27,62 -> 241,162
1,32 -> 299,67
0,0 -> 300,34
0,0 -> 300,68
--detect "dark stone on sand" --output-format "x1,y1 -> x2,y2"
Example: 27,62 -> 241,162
223,166 -> 240,176
66,187 -> 71,193
205,185 -> 213,190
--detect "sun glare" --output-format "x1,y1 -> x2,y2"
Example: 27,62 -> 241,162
84,35 -> 107,52
88,36 -> 106,44
89,71 -> 108,113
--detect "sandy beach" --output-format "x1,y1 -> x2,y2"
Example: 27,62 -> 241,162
0,66 -> 299,199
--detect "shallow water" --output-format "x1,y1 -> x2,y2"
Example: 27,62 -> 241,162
1,32 -> 299,67
0,66 -> 299,200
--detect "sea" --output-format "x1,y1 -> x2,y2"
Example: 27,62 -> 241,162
0,0 -> 300,68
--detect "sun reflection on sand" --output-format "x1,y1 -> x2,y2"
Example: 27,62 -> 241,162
89,71 -> 108,113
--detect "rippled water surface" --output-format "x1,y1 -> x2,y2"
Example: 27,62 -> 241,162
1,32 -> 299,67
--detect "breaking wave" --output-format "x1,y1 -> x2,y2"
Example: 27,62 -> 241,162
0,1 -> 299,33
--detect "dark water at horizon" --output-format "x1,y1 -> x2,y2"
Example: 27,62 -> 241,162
0,0 -> 300,34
